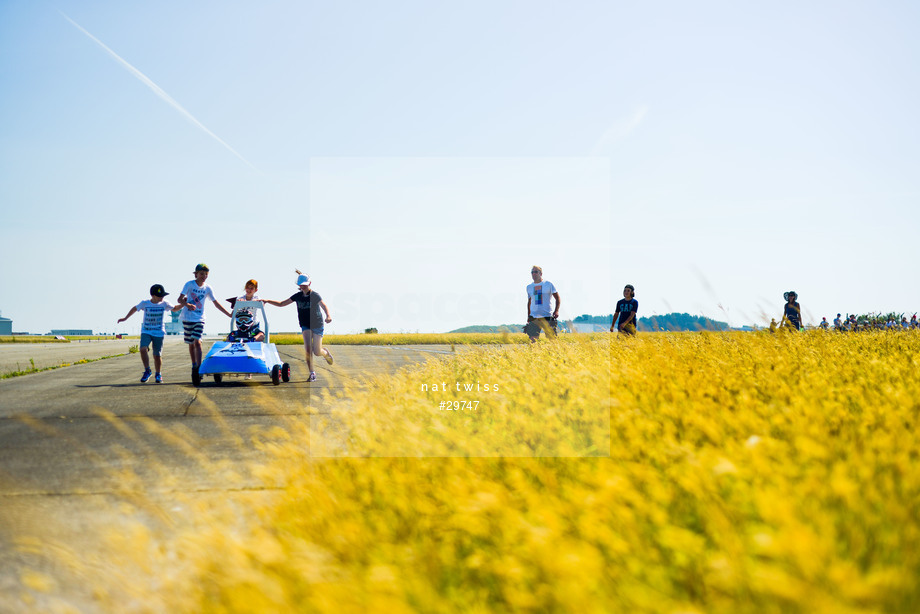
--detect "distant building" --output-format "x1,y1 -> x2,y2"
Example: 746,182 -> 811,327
573,322 -> 607,333
49,329 -> 93,336
0,316 -> 11,336
165,310 -> 182,335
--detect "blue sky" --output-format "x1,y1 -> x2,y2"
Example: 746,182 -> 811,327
1,1 -> 918,334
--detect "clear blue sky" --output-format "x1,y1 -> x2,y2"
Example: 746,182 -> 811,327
1,1 -> 918,334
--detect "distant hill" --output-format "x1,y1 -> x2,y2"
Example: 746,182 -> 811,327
448,324 -> 522,334
574,312 -> 730,332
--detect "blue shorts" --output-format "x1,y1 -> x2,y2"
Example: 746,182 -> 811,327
140,333 -> 165,356
301,326 -> 324,336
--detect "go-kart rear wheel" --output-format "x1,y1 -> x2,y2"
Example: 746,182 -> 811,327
213,374 -> 223,384
281,363 -> 291,383
271,364 -> 281,385
192,365 -> 201,387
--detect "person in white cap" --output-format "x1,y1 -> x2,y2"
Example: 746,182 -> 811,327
264,270 -> 333,382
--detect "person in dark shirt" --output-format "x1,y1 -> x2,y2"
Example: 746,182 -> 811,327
264,271 -> 333,382
781,291 -> 802,330
611,284 -> 638,335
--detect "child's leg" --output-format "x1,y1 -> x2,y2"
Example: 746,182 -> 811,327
183,322 -> 204,365
312,334 -> 328,359
139,333 -> 152,370
302,330 -> 314,372
152,336 -> 164,373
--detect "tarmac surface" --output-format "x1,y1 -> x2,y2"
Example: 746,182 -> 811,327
0,339 -> 138,374
0,337 -> 457,612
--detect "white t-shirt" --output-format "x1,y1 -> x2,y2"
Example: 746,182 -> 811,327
526,280 -> 557,318
180,281 -> 216,323
136,300 -> 175,336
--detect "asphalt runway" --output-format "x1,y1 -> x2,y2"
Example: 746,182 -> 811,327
0,338 -> 456,612
0,339 -> 139,374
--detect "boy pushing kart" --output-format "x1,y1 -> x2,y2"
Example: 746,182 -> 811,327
178,263 -> 233,384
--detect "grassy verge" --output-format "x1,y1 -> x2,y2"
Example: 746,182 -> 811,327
1,351 -> 131,379
273,331 -> 554,345
0,336 -> 139,343
63,335 -> 139,341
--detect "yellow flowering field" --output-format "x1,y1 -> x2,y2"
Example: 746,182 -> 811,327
271,332 -> 530,345
161,331 -> 920,613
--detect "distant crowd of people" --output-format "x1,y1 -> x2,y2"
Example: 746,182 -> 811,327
777,290 -> 918,332
821,313 -> 919,332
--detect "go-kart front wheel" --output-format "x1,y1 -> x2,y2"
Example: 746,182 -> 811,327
213,374 -> 223,384
271,364 -> 281,385
281,363 -> 291,383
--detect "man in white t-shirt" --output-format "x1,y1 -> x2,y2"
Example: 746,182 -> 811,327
525,265 -> 561,342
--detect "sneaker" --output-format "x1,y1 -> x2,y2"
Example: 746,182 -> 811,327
155,373 -> 162,384
140,369 -> 152,383
324,349 -> 334,365
308,372 -> 317,382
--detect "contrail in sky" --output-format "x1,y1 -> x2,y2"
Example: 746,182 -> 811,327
61,12 -> 258,171
590,105 -> 649,155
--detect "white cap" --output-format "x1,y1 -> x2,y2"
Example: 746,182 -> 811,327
296,274 -> 310,286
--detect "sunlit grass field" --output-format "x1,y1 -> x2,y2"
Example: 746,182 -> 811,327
115,331 -> 920,610
271,332 -> 532,345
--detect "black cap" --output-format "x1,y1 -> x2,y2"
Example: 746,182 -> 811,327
150,284 -> 168,297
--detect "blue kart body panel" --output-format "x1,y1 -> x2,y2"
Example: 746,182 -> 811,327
198,341 -> 282,375
196,301 -> 288,382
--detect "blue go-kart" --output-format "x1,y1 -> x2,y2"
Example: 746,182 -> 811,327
195,300 -> 291,386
